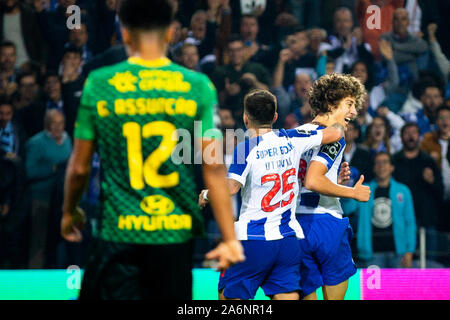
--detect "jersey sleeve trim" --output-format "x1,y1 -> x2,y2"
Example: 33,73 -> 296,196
227,172 -> 246,186
314,137 -> 345,170
227,136 -> 261,186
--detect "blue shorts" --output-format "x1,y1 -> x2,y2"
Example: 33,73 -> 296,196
296,214 -> 357,297
218,236 -> 301,300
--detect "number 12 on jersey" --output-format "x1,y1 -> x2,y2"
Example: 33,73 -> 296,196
123,121 -> 179,190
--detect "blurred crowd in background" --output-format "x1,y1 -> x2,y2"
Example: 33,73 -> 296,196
0,0 -> 449,270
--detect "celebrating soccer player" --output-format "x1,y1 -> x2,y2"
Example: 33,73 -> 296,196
295,73 -> 371,300
199,89 -> 345,300
60,0 -> 244,300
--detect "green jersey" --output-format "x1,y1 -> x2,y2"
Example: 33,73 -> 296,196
74,57 -> 221,245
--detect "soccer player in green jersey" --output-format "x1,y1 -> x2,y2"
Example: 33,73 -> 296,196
61,0 -> 244,300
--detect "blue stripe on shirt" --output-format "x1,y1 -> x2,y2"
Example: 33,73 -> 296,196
247,217 -> 267,240
228,135 -> 262,176
300,192 -> 320,208
279,208 -> 295,236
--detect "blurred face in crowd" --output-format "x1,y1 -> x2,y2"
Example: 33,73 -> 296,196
58,0 -> 76,9
345,121 -> 359,144
0,45 -> 16,72
62,52 -> 82,70
421,87 -> 443,117
170,20 -> 182,44
326,61 -> 335,74
352,62 -> 368,85
334,8 -> 353,37
401,125 -> 420,151
374,153 -> 394,182
393,8 -> 409,37
359,92 -> 370,116
0,103 -> 13,129
436,108 -> 450,138
294,73 -> 312,100
48,111 -> 65,141
0,0 -> 18,11
240,16 -> 259,42
19,74 -> 39,101
44,75 -> 62,102
191,11 -> 206,41
171,0 -> 179,15
69,24 -> 88,48
368,117 -> 386,144
180,44 -> 199,70
286,32 -> 309,56
308,28 -> 325,53
219,108 -> 235,130
228,40 -> 245,68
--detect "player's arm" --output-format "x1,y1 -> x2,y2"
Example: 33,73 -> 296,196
304,160 -> 370,201
61,139 -> 94,242
321,123 -> 345,144
198,178 -> 242,208
201,139 -> 245,269
61,75 -> 96,242
198,75 -> 244,270
288,123 -> 344,151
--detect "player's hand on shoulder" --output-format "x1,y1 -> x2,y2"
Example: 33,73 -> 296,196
352,175 -> 371,202
205,239 -> 245,271
198,189 -> 209,208
321,123 -> 344,144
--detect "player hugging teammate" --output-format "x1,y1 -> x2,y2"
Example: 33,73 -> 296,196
201,74 -> 370,300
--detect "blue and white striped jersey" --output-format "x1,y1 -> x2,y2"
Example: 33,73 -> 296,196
295,123 -> 346,219
227,128 -> 323,241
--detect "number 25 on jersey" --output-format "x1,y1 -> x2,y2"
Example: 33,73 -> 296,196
261,168 -> 296,212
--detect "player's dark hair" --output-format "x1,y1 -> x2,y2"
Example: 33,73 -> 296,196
308,73 -> 365,117
244,89 -> 277,126
118,0 -> 174,31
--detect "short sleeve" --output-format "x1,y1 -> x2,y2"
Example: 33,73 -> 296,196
74,76 -> 96,140
195,75 -> 222,140
311,138 -> 345,170
285,128 -> 323,154
227,139 -> 256,186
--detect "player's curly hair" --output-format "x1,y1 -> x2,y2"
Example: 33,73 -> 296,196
308,73 -> 366,117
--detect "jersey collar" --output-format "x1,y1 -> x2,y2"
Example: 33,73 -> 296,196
128,56 -> 171,68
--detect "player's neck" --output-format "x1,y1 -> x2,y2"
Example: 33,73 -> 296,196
129,38 -> 168,61
311,115 -> 335,127
247,126 -> 272,138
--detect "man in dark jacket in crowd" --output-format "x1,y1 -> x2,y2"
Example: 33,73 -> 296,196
392,122 -> 444,266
